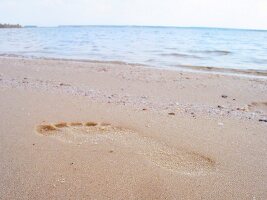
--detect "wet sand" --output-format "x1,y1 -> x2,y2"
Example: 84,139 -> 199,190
0,56 -> 266,199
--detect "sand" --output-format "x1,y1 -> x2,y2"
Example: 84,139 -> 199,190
0,56 -> 266,199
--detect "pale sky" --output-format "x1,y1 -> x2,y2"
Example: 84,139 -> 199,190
1,0 -> 267,30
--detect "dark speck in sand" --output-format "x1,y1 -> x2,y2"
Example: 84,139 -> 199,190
233,99 -> 236,101
221,95 -> 228,98
217,105 -> 223,109
142,108 -> 147,111
59,83 -> 71,86
259,119 -> 267,123
168,112 -> 175,116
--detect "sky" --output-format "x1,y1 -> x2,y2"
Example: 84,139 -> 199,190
1,0 -> 267,30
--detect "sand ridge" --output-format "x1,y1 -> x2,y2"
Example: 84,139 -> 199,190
36,121 -> 216,175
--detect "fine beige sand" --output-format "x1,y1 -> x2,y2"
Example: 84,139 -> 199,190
0,56 -> 266,199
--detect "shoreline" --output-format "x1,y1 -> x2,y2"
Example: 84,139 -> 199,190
1,54 -> 267,78
0,56 -> 266,122
0,56 -> 266,199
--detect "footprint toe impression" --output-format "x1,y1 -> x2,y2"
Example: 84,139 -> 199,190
36,125 -> 57,135
36,121 -> 215,175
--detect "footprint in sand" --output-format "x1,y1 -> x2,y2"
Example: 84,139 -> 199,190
36,121 -> 215,175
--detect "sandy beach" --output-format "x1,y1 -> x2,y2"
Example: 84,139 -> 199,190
0,56 -> 266,199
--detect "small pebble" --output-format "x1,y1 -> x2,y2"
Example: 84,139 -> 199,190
168,112 -> 175,116
58,178 -> 65,183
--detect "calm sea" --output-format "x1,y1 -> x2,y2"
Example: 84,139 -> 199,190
0,26 -> 267,71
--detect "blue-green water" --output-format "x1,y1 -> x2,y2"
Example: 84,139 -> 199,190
0,26 -> 267,70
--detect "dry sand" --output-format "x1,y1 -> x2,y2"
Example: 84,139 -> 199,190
0,56 -> 266,199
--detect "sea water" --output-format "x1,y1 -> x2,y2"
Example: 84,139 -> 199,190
0,26 -> 266,70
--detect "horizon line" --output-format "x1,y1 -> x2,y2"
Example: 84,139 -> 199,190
21,24 -> 267,31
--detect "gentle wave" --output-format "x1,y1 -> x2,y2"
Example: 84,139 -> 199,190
1,54 -> 267,77
193,50 -> 232,55
160,53 -> 202,59
252,58 -> 267,64
177,64 -> 267,76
